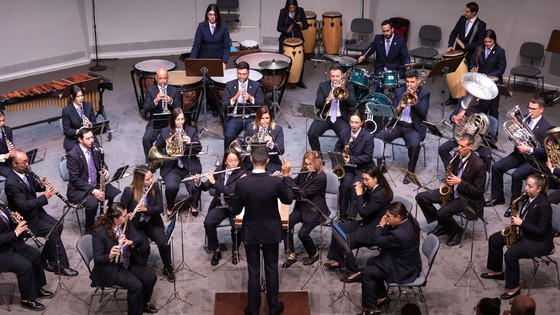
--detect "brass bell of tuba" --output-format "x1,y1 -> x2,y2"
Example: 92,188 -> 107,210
459,72 -> 499,110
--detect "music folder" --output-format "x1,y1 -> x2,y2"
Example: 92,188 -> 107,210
91,120 -> 110,135
152,113 -> 170,130
184,142 -> 203,157
110,165 -> 130,183
296,103 -> 318,120
427,56 -> 464,78
423,121 -> 445,138
368,102 -> 396,119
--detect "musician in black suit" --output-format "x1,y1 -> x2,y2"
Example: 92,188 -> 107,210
469,29 -> 506,120
230,146 -> 294,315
547,159 -> 560,204
417,134 -> 487,246
277,0 -> 309,88
243,105 -> 284,173
0,110 -> 14,177
308,64 -> 357,153
336,110 -> 374,220
91,203 -> 157,314
155,108 -> 202,216
324,166 -> 393,281
357,19 -> 410,90
0,207 -> 53,311
481,174 -> 554,300
486,98 -> 553,217
358,202 -> 422,314
62,86 -> 98,152
222,61 -> 265,149
5,149 -> 78,276
120,165 -> 175,282
66,128 -> 121,234
282,150 -> 328,268
191,3 -> 231,70
196,148 -> 245,266
142,67 -> 181,159
375,69 -> 430,184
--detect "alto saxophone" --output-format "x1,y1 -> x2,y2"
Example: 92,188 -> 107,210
440,153 -> 459,205
501,192 -> 527,247
333,130 -> 355,180
2,127 -> 15,151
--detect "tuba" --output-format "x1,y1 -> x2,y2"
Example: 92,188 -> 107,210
440,153 -> 459,205
503,105 -> 539,149
148,130 -> 191,170
458,72 -> 499,110
453,113 -> 490,150
501,192 -> 527,247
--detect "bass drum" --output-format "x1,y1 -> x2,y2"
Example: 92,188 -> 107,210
361,93 -> 393,134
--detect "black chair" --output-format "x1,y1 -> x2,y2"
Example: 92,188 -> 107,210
409,25 -> 441,61
217,0 -> 240,23
344,18 -> 374,55
390,17 -> 411,44
508,42 -> 545,95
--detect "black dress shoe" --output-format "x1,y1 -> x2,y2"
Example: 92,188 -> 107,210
480,272 -> 505,280
340,273 -> 362,283
324,262 -> 341,270
143,304 -> 158,313
445,97 -> 458,105
303,253 -> 319,266
231,251 -> 239,265
377,296 -> 391,308
485,198 -> 505,207
191,207 -> 199,217
504,207 -> 512,217
21,299 -> 45,311
500,289 -> 521,300
211,251 -> 222,266
55,267 -> 79,277
270,301 -> 285,315
42,260 -> 56,272
446,229 -> 464,246
428,224 -> 446,236
282,258 -> 297,268
296,82 -> 307,89
37,288 -> 54,299
403,175 -> 411,185
163,267 -> 175,282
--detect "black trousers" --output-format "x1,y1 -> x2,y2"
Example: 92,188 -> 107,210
415,189 -> 464,236
487,232 -> 529,290
203,207 -> 241,253
77,183 -> 121,232
327,220 -> 375,273
376,122 -> 421,172
142,120 -> 159,158
244,243 -> 282,315
5,244 -> 46,300
361,259 -> 388,310
136,220 -> 172,271
283,209 -> 320,256
113,264 -> 157,315
491,153 -> 533,201
338,168 -> 362,217
307,117 -> 349,153
223,117 -> 249,150
36,211 -> 70,268
162,167 -> 199,210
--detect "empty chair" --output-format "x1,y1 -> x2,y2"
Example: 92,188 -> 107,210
409,25 -> 442,61
390,17 -> 411,44
508,42 -> 545,95
344,18 -> 374,55
217,0 -> 240,23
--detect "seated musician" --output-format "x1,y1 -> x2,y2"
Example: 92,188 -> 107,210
62,85 -> 98,152
308,64 -> 356,154
142,67 -> 181,160
324,165 -> 392,282
468,29 -> 506,120
358,202 -> 421,315
5,149 -> 79,276
485,98 -> 553,217
547,158 -> 560,205
0,207 -> 53,311
195,148 -> 246,266
154,108 -> 202,217
481,174 -> 554,300
66,128 -> 121,234
357,19 -> 410,92
91,203 -> 158,314
243,105 -> 284,174
0,110 -> 15,178
336,110 -> 374,221
416,134 -> 486,246
120,165 -> 175,282
222,61 -> 265,150
375,69 -> 430,184
282,150 -> 328,268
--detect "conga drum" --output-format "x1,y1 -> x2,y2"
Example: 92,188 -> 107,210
442,50 -> 467,99
167,71 -> 202,113
302,11 -> 317,54
282,38 -> 304,84
322,12 -> 343,55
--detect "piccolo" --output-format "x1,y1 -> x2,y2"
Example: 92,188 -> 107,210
0,200 -> 43,247
27,167 -> 76,209
181,167 -> 241,182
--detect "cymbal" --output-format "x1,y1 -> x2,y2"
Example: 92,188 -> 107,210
258,60 -> 289,70
323,54 -> 343,62
401,62 -> 434,70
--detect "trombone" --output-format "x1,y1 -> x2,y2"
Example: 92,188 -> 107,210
319,70 -> 351,120
181,167 -> 241,183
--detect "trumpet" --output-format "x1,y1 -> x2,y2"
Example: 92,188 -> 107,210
0,200 -> 43,248
2,127 -> 15,151
160,84 -> 170,114
181,167 -> 241,183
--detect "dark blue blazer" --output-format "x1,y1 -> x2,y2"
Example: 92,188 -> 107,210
62,102 -> 97,151
142,84 -> 182,117
66,143 -> 104,201
518,192 -> 554,257
291,171 -> 328,223
453,152 -> 487,219
191,22 -> 231,64
314,80 -> 357,122
277,7 -> 309,42
392,86 -> 430,141
156,126 -> 202,178
0,126 -> 13,176
222,79 -> 265,115
5,170 -> 48,235
335,127 -> 374,170
448,16 -> 486,61
352,185 -> 390,244
362,34 -> 410,77
120,185 -> 164,230
469,44 -> 507,84
243,124 -> 284,171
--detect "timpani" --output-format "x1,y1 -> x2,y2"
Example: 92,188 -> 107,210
167,71 -> 203,115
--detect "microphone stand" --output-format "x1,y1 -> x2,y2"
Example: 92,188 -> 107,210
89,0 -> 106,72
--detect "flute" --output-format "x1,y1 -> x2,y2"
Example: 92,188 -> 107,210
181,167 -> 241,183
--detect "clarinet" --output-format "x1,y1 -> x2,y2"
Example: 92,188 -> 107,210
0,200 -> 44,247
94,146 -> 108,215
27,167 -> 75,209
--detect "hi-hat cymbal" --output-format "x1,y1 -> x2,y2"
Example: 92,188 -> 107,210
401,62 -> 434,69
258,60 -> 289,70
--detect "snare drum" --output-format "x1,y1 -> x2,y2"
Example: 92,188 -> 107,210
210,69 -> 263,105
132,59 -> 177,109
302,11 -> 317,54
382,71 -> 399,89
240,40 -> 259,50
322,12 -> 343,54
282,38 -> 304,84
337,56 -> 356,74
350,68 -> 369,88
235,52 -> 291,93
167,71 -> 203,112
442,50 -> 467,99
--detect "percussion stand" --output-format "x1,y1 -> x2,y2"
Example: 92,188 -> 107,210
160,236 -> 192,312
427,57 -> 464,128
309,58 -> 328,82
270,69 -> 292,129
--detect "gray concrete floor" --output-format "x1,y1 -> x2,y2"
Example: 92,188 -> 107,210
1,54 -> 559,314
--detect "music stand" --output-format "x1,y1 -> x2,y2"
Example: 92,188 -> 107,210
328,221 -> 358,308
295,103 -> 317,150
424,120 -> 451,175
400,168 -> 435,220
227,103 -> 259,140
184,58 -> 223,139
152,113 -> 170,130
26,147 -> 47,165
427,57 -> 464,125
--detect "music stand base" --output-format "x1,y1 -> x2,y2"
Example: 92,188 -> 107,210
454,223 -> 486,299
89,64 -> 107,72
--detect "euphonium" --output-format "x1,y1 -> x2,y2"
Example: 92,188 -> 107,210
503,105 -> 539,149
2,127 -> 15,151
501,192 -> 527,247
440,153 -> 459,205
453,113 -> 490,150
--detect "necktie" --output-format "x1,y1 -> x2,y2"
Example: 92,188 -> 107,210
87,150 -> 97,187
77,106 -> 83,118
220,172 -> 231,206
240,82 -> 247,103
22,175 -> 31,189
211,24 -> 215,35
528,118 -> 534,130
520,201 -> 530,219
330,98 -> 338,123
485,48 -> 490,59
465,20 -> 470,35
401,106 -> 411,122
117,227 -> 130,269
453,159 -> 465,199
385,39 -> 391,57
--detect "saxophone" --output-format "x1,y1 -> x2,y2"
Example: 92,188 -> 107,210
333,130 -> 355,180
2,127 -> 15,152
501,192 -> 527,247
440,153 -> 459,205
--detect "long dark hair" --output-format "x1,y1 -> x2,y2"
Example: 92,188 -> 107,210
94,202 -> 127,241
282,0 -> 301,22
252,105 -> 276,130
69,85 -> 85,104
387,201 -> 420,237
221,148 -> 243,170
363,165 -> 393,201
168,107 -> 189,134
205,4 -> 222,30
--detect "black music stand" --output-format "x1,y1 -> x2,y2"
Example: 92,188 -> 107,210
152,113 -> 170,130
227,103 -> 260,140
368,102 -> 396,133
427,57 -> 464,125
327,151 -> 357,170
295,103 -> 317,150
400,168 -> 436,220
184,58 -> 223,139
328,221 -> 358,308
26,147 -> 46,165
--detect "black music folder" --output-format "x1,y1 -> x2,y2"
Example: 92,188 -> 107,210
91,120 -> 110,135
153,113 -> 170,130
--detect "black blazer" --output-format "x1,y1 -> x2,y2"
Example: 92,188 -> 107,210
353,186 -> 391,244
156,126 -> 202,178
0,209 -> 36,272
511,116 -> 553,160
276,7 -> 309,42
314,80 -> 357,122
243,125 -> 284,169
4,171 -> 48,235
190,21 -> 231,64
231,172 -> 294,245
362,34 -> 410,77
448,16 -> 486,61
453,152 -> 487,220
61,102 -> 97,152
518,192 -> 554,257
469,44 -> 507,84
392,86 -> 430,141
0,126 -> 13,175
335,128 -> 374,170
222,79 -> 265,115
120,185 -> 164,230
66,143 -> 104,202
199,166 -> 245,210
291,171 -> 328,223
371,219 -> 422,284
142,84 -> 182,117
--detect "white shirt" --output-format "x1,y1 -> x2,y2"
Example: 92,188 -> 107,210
465,16 -> 478,35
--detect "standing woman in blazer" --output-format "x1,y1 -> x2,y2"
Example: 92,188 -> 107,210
120,165 -> 175,282
191,3 -> 230,71
61,85 -> 98,152
282,150 -> 328,268
277,0 -> 309,88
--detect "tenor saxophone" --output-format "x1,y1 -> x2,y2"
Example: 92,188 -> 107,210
440,153 -> 459,205
501,192 -> 527,247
